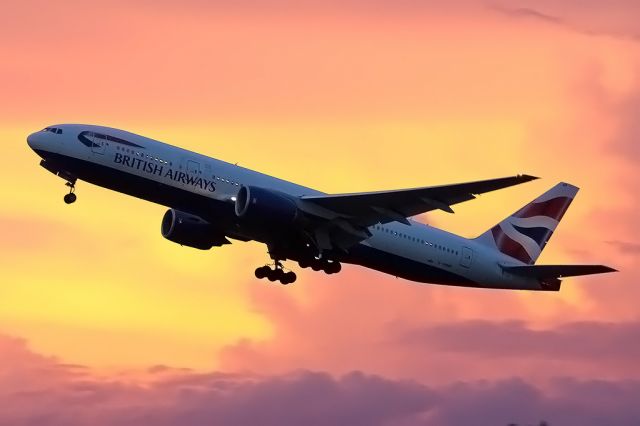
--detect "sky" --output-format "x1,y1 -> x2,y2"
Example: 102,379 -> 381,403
1,0 -> 639,424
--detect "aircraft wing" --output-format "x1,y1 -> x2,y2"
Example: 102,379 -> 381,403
300,174 -> 538,227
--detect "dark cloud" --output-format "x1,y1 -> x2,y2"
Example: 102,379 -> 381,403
491,2 -> 640,42
401,320 -> 640,362
1,333 -> 640,426
607,240 -> 640,255
491,5 -> 564,25
0,333 -> 434,426
431,378 -> 640,426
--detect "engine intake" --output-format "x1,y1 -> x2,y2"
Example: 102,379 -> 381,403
161,209 -> 226,250
235,186 -> 300,227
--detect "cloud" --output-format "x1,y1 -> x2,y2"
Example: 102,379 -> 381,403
0,334 -> 434,426
219,283 -> 640,383
401,320 -> 640,362
491,5 -> 564,25
218,271 -> 640,383
611,90 -> 640,163
491,2 -> 640,42
429,377 -> 640,426
607,240 -> 640,255
218,268 -> 556,382
1,333 -> 640,426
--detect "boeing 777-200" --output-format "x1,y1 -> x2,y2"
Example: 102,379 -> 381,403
27,124 -> 616,289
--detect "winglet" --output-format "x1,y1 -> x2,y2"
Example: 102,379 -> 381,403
517,174 -> 539,183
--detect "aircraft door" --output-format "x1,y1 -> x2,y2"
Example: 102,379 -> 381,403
181,158 -> 202,190
460,247 -> 473,268
186,159 -> 201,175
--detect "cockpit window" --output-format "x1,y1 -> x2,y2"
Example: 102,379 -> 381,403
77,130 -> 145,149
43,127 -> 63,134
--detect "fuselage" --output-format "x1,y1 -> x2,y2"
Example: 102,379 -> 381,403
27,124 -> 545,290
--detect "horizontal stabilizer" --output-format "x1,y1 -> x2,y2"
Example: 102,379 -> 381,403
502,264 -> 617,279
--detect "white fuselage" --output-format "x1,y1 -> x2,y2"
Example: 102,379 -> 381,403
27,124 -> 544,290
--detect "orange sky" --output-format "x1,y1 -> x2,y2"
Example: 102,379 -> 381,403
1,1 -> 639,424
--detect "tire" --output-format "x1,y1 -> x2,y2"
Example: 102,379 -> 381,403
281,271 -> 297,285
64,193 -> 77,204
255,266 -> 268,279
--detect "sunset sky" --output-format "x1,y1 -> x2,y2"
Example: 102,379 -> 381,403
1,1 -> 640,424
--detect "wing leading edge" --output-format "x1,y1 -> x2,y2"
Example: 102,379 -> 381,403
300,174 -> 538,227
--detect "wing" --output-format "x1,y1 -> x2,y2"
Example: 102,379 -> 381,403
299,174 -> 538,227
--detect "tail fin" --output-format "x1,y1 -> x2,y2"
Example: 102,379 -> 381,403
476,182 -> 579,264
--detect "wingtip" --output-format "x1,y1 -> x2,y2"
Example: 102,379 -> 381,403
519,174 -> 540,182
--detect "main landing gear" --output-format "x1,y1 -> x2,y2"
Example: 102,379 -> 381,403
63,181 -> 77,204
255,260 -> 297,285
298,258 -> 341,274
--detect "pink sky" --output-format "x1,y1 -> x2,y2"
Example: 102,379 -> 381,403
1,1 -> 639,424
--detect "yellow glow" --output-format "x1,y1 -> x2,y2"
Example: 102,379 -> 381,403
0,3 -> 636,375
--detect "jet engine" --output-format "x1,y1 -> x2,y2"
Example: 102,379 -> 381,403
234,185 -> 300,227
161,209 -> 227,250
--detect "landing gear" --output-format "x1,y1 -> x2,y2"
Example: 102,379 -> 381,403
63,193 -> 77,204
298,258 -> 341,275
255,261 -> 297,285
63,181 -> 77,204
324,261 -> 341,274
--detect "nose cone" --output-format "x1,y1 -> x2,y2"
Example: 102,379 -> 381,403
27,131 -> 42,151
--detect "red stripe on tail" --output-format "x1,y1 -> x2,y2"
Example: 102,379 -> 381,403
514,196 -> 573,220
491,225 -> 533,264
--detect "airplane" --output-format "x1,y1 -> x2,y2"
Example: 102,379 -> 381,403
27,124 -> 616,289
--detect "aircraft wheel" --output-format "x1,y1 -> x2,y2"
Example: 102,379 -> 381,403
64,193 -> 77,204
267,269 -> 279,282
255,266 -> 269,279
281,271 -> 297,285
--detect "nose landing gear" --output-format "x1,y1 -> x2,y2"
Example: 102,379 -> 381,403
63,181 -> 77,204
255,260 -> 297,285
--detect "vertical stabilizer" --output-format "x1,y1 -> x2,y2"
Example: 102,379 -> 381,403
475,182 -> 579,264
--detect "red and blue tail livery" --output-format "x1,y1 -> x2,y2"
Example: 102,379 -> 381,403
480,183 -> 578,265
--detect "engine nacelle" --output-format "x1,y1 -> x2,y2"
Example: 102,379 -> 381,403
161,209 -> 220,250
234,185 -> 300,227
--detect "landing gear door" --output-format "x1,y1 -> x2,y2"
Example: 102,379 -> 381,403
460,247 -> 473,268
